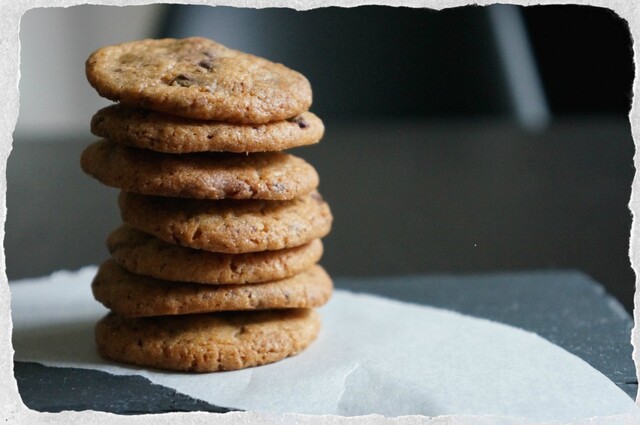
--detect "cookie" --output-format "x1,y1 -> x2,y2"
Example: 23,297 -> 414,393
91,105 -> 324,153
119,191 -> 333,253
107,225 -> 323,284
95,308 -> 320,372
81,140 -> 318,200
92,259 -> 332,317
86,37 -> 312,123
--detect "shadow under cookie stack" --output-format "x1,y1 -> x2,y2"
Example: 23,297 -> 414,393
80,37 -> 333,372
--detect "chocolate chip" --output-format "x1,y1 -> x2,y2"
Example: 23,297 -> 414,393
198,59 -> 214,70
310,192 -> 323,203
171,74 -> 193,87
287,116 -> 309,129
272,183 -> 286,193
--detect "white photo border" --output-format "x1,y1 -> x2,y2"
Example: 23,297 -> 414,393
0,1 -> 637,423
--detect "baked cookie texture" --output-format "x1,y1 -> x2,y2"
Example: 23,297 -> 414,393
86,37 -> 312,123
119,191 -> 333,253
91,105 -> 324,153
107,225 -> 323,284
92,259 -> 333,317
83,36 -> 332,373
96,309 -> 320,372
81,140 -> 319,200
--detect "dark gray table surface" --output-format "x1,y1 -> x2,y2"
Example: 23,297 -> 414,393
14,270 -> 636,414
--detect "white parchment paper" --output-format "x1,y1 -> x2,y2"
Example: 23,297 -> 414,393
9,267 -> 634,422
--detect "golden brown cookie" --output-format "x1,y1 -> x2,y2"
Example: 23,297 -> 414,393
81,140 -> 318,200
92,259 -> 333,317
107,225 -> 323,284
95,308 -> 320,372
86,37 -> 312,123
119,191 -> 333,253
91,105 -> 324,153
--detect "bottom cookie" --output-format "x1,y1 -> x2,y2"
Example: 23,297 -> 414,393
95,309 -> 320,372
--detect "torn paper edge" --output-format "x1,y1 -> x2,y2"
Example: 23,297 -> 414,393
0,0 -> 638,424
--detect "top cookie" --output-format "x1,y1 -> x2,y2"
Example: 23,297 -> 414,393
86,37 -> 312,123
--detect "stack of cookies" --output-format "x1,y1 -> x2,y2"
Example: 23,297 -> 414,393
80,37 -> 333,372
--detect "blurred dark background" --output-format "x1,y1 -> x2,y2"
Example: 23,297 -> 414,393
159,5 -> 633,119
9,5 -> 636,312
